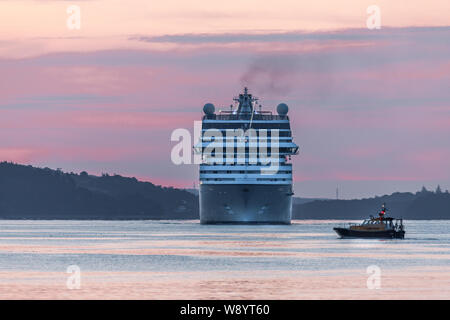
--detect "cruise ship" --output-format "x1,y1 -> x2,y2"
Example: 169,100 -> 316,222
196,88 -> 299,224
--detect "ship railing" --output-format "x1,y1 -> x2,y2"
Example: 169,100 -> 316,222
337,221 -> 368,229
204,114 -> 288,121
219,110 -> 273,115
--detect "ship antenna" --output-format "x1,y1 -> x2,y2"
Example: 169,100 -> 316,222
249,98 -> 255,129
247,87 -> 257,129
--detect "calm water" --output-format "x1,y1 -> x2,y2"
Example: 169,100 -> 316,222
0,220 -> 448,299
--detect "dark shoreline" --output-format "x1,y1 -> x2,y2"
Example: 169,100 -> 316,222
1,162 -> 450,221
0,217 -> 449,221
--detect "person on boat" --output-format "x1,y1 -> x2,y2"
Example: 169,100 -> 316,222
379,203 -> 387,220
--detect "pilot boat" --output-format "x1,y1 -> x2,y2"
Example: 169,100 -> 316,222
333,203 -> 405,239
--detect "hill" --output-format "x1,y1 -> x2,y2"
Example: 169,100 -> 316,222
0,162 -> 198,219
293,189 -> 450,219
1,161 -> 449,219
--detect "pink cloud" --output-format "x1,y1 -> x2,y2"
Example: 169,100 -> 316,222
1,27 -> 449,198
0,147 -> 50,163
332,173 -> 423,182
0,109 -> 197,130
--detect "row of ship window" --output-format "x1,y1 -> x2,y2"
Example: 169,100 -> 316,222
200,170 -> 291,174
201,178 -> 290,181
202,123 -> 291,129
201,131 -> 292,137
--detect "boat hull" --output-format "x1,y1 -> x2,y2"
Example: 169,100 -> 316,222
333,227 -> 405,239
199,184 -> 292,224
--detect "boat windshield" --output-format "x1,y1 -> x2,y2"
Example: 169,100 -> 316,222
362,219 -> 384,225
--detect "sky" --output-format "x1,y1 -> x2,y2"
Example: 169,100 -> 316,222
0,0 -> 450,199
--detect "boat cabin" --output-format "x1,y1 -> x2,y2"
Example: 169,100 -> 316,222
350,217 -> 403,231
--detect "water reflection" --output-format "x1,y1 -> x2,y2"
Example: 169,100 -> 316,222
0,220 -> 448,299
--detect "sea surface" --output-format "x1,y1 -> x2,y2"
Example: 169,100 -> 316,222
0,220 -> 448,299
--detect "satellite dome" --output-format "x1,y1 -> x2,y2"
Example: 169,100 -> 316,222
203,103 -> 215,115
277,103 -> 289,115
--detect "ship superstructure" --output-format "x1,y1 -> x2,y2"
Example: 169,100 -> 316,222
196,88 -> 299,224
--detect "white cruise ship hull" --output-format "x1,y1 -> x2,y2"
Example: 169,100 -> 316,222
200,184 -> 292,224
